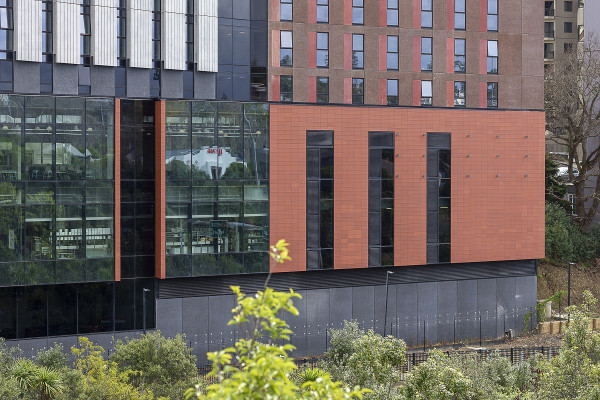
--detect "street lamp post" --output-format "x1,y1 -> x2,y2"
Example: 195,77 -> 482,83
143,288 -> 150,334
384,271 -> 394,336
568,262 -> 574,322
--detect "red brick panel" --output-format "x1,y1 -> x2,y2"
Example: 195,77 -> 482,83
308,32 -> 317,69
379,78 -> 387,105
413,0 -> 420,29
446,38 -> 454,73
155,101 -> 166,279
379,35 -> 387,71
308,0 -> 316,23
480,0 -> 487,32
114,98 -> 121,281
379,0 -> 387,26
271,75 -> 280,102
344,0 -> 352,25
413,36 -> 421,72
308,76 -> 316,103
447,0 -> 455,30
344,77 -> 352,104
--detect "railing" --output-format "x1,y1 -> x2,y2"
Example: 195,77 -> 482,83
545,30 -> 555,38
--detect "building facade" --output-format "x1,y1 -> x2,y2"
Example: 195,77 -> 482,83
0,0 -> 544,361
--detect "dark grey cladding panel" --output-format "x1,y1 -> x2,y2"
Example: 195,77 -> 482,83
289,289 -> 308,356
207,294 -> 235,353
352,286 -> 374,329
195,72 -> 216,100
158,259 -> 537,299
91,66 -> 115,97
496,277 -> 517,335
478,279 -> 498,340
306,289 -> 329,356
156,297 -> 182,339
182,296 -> 210,363
329,287 -> 352,330
374,283 -> 395,336
127,67 -> 150,98
13,61 -> 40,94
396,283 -> 418,346
53,63 -> 78,95
417,282 -> 438,344
456,280 -> 478,341
161,69 -> 183,99
437,281 -> 457,344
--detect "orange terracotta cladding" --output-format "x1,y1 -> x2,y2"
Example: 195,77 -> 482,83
269,105 -> 545,272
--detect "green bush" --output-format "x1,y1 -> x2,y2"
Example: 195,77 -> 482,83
545,201 -> 598,263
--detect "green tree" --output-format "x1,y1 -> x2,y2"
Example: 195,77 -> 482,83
545,155 -> 569,209
322,321 -> 407,400
111,331 -> 197,399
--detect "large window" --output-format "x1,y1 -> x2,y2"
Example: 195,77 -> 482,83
427,133 -> 451,264
421,0 -> 432,28
317,0 -> 328,23
487,82 -> 498,108
387,36 -> 398,70
455,0 -> 465,29
0,95 -> 116,286
454,81 -> 465,107
487,40 -> 498,74
307,130 -> 333,270
421,37 -> 432,72
387,0 -> 398,26
280,30 -> 293,67
421,80 -> 432,106
488,0 -> 498,31
164,102 -> 270,277
280,75 -> 292,102
369,132 -> 394,267
352,78 -> 364,104
454,38 -> 465,73
352,0 -> 363,25
317,32 -> 329,68
387,79 -> 398,105
317,77 -> 329,103
280,0 -> 292,21
352,34 -> 363,69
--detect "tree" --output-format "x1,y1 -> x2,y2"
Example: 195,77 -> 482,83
546,155 -> 569,209
545,36 -> 600,231
186,239 -> 369,400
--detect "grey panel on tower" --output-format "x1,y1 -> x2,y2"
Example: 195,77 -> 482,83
496,277 -> 517,336
477,279 -> 497,340
306,289 -> 330,356
11,338 -> 48,359
13,61 -> 40,94
516,275 -> 537,331
329,287 -> 352,330
194,72 -> 216,99
86,333 -> 114,354
417,282 -> 438,345
53,64 -> 78,95
437,281 -> 457,345
396,283 -> 418,346
289,289 -> 308,357
182,296 -> 210,363
91,66 -> 116,97
456,280 -> 478,341
127,68 -> 150,98
352,286 -> 374,330
374,283 -> 396,336
207,294 -> 235,353
156,297 -> 183,339
161,70 -> 184,99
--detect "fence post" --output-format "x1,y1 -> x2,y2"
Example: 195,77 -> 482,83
453,317 -> 456,347
423,321 -> 426,353
479,315 -> 482,347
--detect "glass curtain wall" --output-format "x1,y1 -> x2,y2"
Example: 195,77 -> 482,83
0,95 -> 115,286
165,101 -> 269,277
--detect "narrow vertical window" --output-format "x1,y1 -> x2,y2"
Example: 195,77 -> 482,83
316,77 -> 329,103
352,78 -> 364,104
183,0 -> 194,99
280,75 -> 293,102
387,36 -> 398,70
280,30 -> 293,67
150,0 -> 161,97
280,0 -> 292,21
427,133 -> 451,264
421,0 -> 432,28
41,0 -> 53,93
487,40 -> 498,74
545,22 -> 554,38
352,34 -> 363,69
564,1 -> 573,12
316,32 -> 329,68
455,0 -> 465,29
387,79 -> 398,105
387,0 -> 398,26
421,37 -> 432,71
79,0 -> 91,94
352,0 -> 363,25
487,82 -> 498,108
115,0 -> 126,96
454,81 -> 465,106
369,132 -> 394,267
564,22 -> 573,33
421,80 -> 432,106
317,0 -> 329,23
487,0 -> 498,31
307,130 -> 334,270
454,38 -> 465,73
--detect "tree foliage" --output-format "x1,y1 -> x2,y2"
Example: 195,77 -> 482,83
545,35 -> 600,231
545,201 -> 599,262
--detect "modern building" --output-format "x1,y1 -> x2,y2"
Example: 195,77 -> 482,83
0,0 -> 544,361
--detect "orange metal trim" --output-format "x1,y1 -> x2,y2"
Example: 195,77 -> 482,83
155,101 -> 166,279
114,98 -> 121,281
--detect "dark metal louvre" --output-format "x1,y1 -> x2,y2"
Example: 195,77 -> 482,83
158,259 -> 536,299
